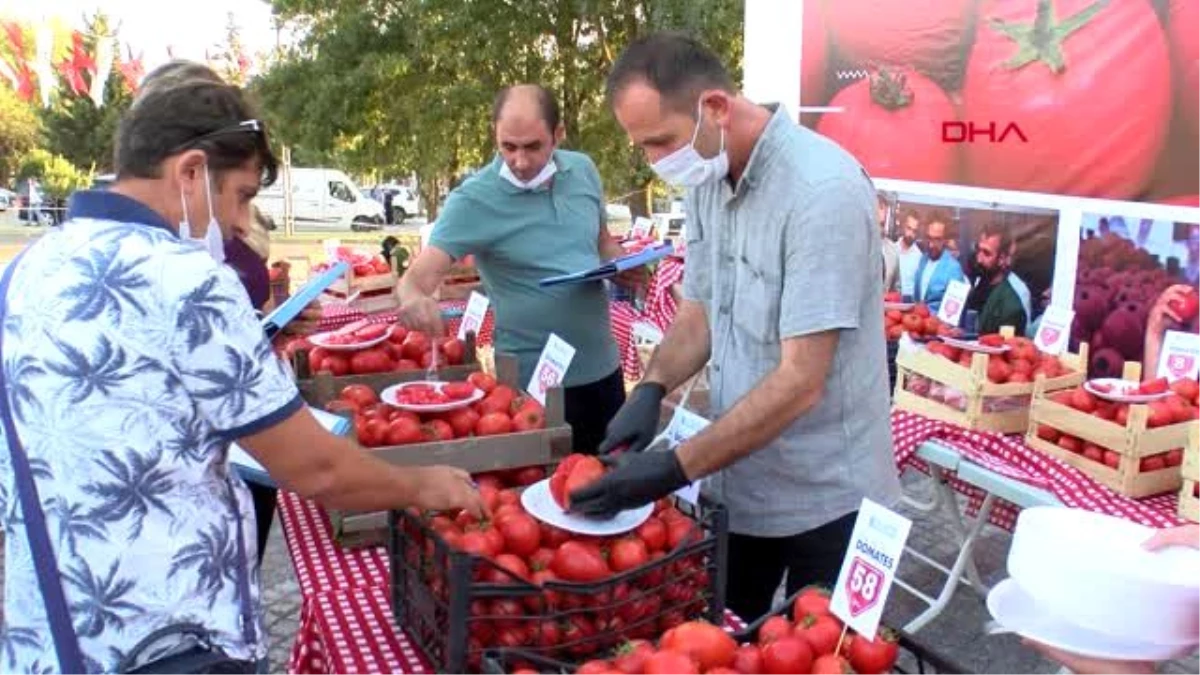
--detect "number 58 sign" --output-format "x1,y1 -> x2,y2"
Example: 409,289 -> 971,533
829,499 -> 912,638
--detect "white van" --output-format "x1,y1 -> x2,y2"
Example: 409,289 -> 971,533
255,167 -> 385,231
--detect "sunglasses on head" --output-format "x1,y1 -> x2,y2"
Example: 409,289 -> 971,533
172,119 -> 266,153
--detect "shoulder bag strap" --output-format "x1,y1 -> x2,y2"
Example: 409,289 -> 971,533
0,250 -> 88,673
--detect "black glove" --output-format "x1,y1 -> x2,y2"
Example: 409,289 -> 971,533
568,450 -> 689,519
597,382 -> 666,454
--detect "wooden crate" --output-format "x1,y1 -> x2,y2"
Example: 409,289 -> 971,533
893,328 -> 1088,434
1180,424 -> 1199,522
292,333 -> 479,393
321,264 -> 400,313
1024,375 -> 1191,498
329,353 -> 572,545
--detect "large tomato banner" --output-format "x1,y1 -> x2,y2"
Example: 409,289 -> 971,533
801,0 -> 1199,205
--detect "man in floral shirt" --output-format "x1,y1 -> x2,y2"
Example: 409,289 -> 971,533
0,69 -> 483,672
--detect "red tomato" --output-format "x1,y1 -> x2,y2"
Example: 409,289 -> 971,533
1170,0 -> 1199,136
562,456 -> 606,509
612,639 -> 655,675
440,338 -> 466,365
795,613 -> 842,655
421,419 -> 454,442
394,358 -> 420,372
442,381 -> 476,401
511,406 -> 546,432
732,644 -> 764,673
799,0 -> 828,113
458,531 -> 493,557
488,553 -> 530,583
576,660 -> 612,675
529,547 -> 555,571
961,0 -> 1171,199
609,537 -> 649,573
816,68 -> 958,183
666,518 -> 699,549
339,384 -> 378,407
387,324 -> 408,344
551,540 -> 610,582
761,636 -> 813,675
321,354 -> 350,376
401,331 -> 430,361
467,371 -> 497,393
442,407 -> 479,439
848,630 -> 899,674
497,514 -> 540,557
757,616 -> 793,645
636,516 -> 668,552
384,417 -> 423,446
643,650 -> 699,675
823,0 -> 972,86
512,465 -> 546,486
475,412 -> 513,436
812,654 -> 854,674
349,348 -> 392,375
659,621 -> 737,671
794,585 -> 833,619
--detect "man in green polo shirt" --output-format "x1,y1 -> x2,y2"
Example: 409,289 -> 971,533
397,84 -> 627,453
966,221 -> 1027,335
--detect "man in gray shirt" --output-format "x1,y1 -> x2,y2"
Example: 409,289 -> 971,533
570,32 -> 902,621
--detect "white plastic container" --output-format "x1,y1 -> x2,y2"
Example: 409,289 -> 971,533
1007,507 -> 1200,646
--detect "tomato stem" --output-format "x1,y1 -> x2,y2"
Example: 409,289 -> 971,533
987,0 -> 1109,74
867,67 -> 913,111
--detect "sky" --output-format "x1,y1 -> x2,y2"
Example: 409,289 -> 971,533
2,0 -> 289,71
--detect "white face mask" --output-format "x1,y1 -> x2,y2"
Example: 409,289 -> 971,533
179,164 -> 227,263
651,98 -> 729,188
500,158 -> 557,191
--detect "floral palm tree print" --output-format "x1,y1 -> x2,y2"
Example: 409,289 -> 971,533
83,449 -> 174,540
169,522 -> 241,608
60,238 -> 150,323
62,560 -> 139,638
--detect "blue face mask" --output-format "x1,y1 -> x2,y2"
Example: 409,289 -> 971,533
178,164 -> 226,263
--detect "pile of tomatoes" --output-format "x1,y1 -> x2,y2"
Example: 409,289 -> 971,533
282,324 -> 468,377
330,372 -> 546,447
393,381 -> 477,406
520,588 -> 900,675
403,482 -> 716,670
882,297 -> 959,342
924,334 -> 1075,385
1035,378 -> 1199,473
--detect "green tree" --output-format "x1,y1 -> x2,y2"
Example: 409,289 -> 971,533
0,86 -> 41,186
254,0 -> 743,219
38,12 -> 133,174
16,148 -> 90,199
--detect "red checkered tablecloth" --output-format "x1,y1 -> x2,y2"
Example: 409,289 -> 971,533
316,301 -> 495,346
611,257 -> 686,381
892,410 -> 1184,531
276,490 -> 743,674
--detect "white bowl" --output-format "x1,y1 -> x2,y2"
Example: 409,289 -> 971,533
1008,507 -> 1200,645
987,578 -> 1197,661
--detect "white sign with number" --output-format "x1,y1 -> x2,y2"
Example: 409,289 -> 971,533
936,280 -> 971,327
631,217 -> 654,239
457,291 -> 491,341
658,407 -> 710,505
528,334 -> 576,406
829,499 -> 913,638
1157,330 -> 1200,382
1034,305 -> 1075,355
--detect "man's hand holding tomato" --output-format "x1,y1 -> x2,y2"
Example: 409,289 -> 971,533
1143,284 -> 1200,379
1024,524 -> 1198,674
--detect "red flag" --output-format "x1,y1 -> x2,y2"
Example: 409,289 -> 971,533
56,31 -> 96,97
3,21 -> 24,56
117,43 -> 144,92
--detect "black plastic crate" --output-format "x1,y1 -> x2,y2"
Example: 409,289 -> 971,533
732,589 -> 972,675
388,497 -> 728,673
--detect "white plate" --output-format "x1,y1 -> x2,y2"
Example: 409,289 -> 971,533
987,578 -> 1196,661
942,336 -> 1010,354
380,381 -> 484,413
1083,378 -> 1172,403
309,329 -> 391,352
520,478 -> 653,536
884,301 -> 915,312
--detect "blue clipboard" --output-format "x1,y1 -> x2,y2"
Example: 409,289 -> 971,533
538,241 -> 673,287
262,261 -> 349,339
230,408 -> 352,487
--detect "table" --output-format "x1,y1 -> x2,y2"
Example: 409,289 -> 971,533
891,410 -> 1184,633
317,300 -> 496,346
276,490 -> 745,674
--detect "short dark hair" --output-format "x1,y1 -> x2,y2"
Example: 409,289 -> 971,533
605,31 -> 735,114
979,221 -> 1013,253
115,79 -> 278,187
924,209 -> 953,230
901,208 -> 922,224
492,85 -> 561,133
138,60 -> 223,97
